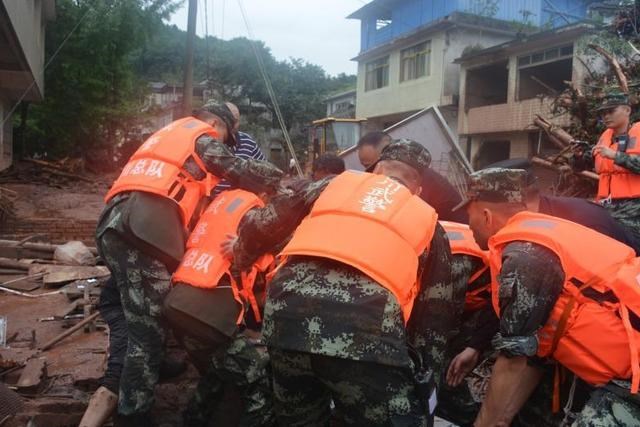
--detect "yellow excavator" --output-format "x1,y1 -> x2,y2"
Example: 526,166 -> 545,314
307,117 -> 366,170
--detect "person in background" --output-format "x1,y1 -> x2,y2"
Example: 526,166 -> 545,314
356,131 -> 468,222
573,90 -> 640,243
211,102 -> 267,196
311,153 -> 345,181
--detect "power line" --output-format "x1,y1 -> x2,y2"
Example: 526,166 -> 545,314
221,0 -> 226,39
236,0 -> 303,177
1,1 -> 97,128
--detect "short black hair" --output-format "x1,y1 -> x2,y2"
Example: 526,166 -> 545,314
356,131 -> 391,148
312,153 -> 345,175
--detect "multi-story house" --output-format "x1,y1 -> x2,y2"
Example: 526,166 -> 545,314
348,0 -> 594,133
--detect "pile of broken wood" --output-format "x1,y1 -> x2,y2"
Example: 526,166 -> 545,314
0,238 -> 110,424
0,238 -> 108,295
0,158 -> 110,192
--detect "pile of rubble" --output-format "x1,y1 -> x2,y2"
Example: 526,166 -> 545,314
0,238 -> 198,427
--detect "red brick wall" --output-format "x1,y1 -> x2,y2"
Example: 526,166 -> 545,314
0,218 -> 97,245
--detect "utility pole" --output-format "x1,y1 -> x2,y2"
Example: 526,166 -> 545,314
183,0 -> 197,117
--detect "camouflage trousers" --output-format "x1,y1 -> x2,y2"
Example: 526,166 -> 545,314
183,329 -> 274,427
97,230 -> 172,415
573,386 -> 640,427
269,348 -> 428,427
605,199 -> 640,244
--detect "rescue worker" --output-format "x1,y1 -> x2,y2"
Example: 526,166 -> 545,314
435,221 -> 495,426
212,102 -> 268,196
573,90 -> 640,242
163,188 -> 276,427
460,168 -> 640,427
492,158 -> 640,253
227,140 -> 460,426
94,101 -> 282,426
311,152 -> 345,181
356,131 -> 468,222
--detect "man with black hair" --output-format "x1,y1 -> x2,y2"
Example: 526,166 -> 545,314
92,101 -> 282,426
311,153 -> 345,180
356,131 -> 468,222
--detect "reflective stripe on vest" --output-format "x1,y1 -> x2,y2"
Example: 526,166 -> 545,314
105,117 -> 221,226
281,171 -> 438,323
489,211 -> 640,391
594,122 -> 640,200
441,221 -> 491,312
172,189 -> 274,323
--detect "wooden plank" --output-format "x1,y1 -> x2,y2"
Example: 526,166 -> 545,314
0,258 -> 30,271
16,357 -> 47,392
0,246 -> 52,260
0,275 -> 40,292
54,300 -> 80,319
27,265 -> 110,287
0,240 -> 98,256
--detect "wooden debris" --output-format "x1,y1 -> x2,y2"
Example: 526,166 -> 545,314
54,300 -> 81,320
16,357 -> 47,393
0,239 -> 98,256
0,257 -> 30,271
531,156 -> 599,181
38,312 -> 100,352
588,44 -> 630,94
27,265 -> 109,287
0,274 -> 41,292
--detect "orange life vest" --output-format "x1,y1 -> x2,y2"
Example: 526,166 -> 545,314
281,170 -> 438,323
594,122 -> 640,200
105,117 -> 220,227
172,189 -> 274,323
441,221 -> 490,312
489,211 -> 640,393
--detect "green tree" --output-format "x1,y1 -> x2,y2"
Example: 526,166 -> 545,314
23,0 -> 182,157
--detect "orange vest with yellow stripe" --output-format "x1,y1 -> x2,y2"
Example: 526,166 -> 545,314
105,117 -> 220,227
441,221 -> 490,312
489,211 -> 640,392
281,171 -> 438,323
172,189 -> 274,322
594,123 -> 640,200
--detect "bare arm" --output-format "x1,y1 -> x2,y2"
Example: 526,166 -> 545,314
474,355 -> 543,427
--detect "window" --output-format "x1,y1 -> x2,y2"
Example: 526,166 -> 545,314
517,44 -> 574,100
365,56 -> 389,91
517,44 -> 573,69
376,19 -> 392,30
466,61 -> 508,108
400,41 -> 431,82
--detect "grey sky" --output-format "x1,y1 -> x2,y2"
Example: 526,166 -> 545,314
168,0 -> 365,76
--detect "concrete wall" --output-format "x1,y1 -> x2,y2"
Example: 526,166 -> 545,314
355,27 -> 511,124
3,0 -> 50,97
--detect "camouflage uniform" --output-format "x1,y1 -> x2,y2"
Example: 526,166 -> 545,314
464,168 -> 640,426
183,329 -> 274,427
571,92 -> 640,243
96,121 -> 282,418
234,141 -> 461,426
436,255 -> 497,426
577,143 -> 640,244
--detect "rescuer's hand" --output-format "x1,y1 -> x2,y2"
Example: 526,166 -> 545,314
446,347 -> 480,387
593,145 -> 616,159
221,234 -> 238,260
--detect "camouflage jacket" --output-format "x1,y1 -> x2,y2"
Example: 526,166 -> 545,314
492,242 -> 565,360
234,175 -> 456,379
97,134 -> 282,267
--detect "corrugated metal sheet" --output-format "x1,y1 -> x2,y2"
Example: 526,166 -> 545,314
358,0 -> 590,52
